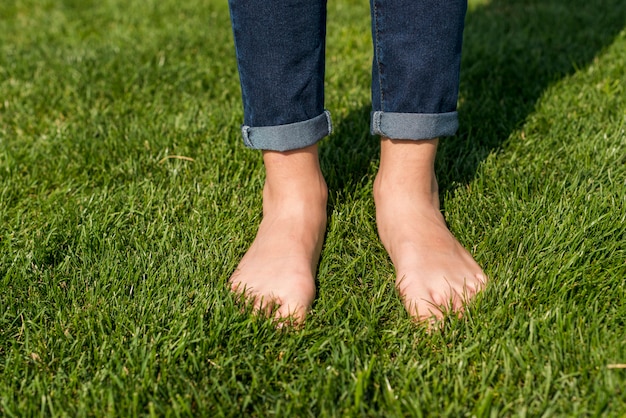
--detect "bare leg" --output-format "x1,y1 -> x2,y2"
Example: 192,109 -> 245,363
374,138 -> 486,323
229,144 -> 327,325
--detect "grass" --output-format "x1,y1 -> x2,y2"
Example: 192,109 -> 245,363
1,0 -> 625,415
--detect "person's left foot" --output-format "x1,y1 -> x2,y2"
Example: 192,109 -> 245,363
374,138 -> 487,323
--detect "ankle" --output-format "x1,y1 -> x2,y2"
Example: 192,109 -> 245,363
261,145 -> 328,215
378,137 -> 437,171
374,138 -> 440,208
262,179 -> 328,218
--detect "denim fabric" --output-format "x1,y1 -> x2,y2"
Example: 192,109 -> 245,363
242,111 -> 332,152
370,0 -> 466,139
228,0 -> 467,151
371,111 -> 458,140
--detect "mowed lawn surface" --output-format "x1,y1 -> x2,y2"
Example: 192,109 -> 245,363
1,0 -> 625,415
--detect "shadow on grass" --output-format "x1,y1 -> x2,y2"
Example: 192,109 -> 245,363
323,0 -> 626,197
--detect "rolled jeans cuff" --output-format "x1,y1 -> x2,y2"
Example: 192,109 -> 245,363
241,110 -> 332,152
370,111 -> 458,140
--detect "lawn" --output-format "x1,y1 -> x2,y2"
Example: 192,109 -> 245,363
1,0 -> 625,415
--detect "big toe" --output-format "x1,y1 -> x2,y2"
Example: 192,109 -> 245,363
274,298 -> 309,327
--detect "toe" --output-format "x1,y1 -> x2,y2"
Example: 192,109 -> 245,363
407,297 -> 444,323
475,272 -> 488,288
274,301 -> 308,327
253,294 -> 279,317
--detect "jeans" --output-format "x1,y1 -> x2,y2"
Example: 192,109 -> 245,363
228,0 -> 467,152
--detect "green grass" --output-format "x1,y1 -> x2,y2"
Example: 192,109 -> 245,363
1,0 -> 625,415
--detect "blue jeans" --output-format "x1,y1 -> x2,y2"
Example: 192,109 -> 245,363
228,0 -> 467,151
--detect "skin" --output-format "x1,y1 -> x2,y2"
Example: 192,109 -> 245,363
229,145 -> 327,325
374,138 -> 486,323
229,138 -> 486,326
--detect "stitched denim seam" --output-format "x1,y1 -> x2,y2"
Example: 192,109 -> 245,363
372,111 -> 382,135
324,110 -> 333,134
241,125 -> 253,148
372,0 -> 385,110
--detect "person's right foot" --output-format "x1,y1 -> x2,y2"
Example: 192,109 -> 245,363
229,145 -> 327,325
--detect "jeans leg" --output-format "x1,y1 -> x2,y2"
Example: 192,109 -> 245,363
370,0 -> 467,139
228,0 -> 332,151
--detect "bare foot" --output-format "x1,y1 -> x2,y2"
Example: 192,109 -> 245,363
374,138 -> 487,323
229,145 -> 327,325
